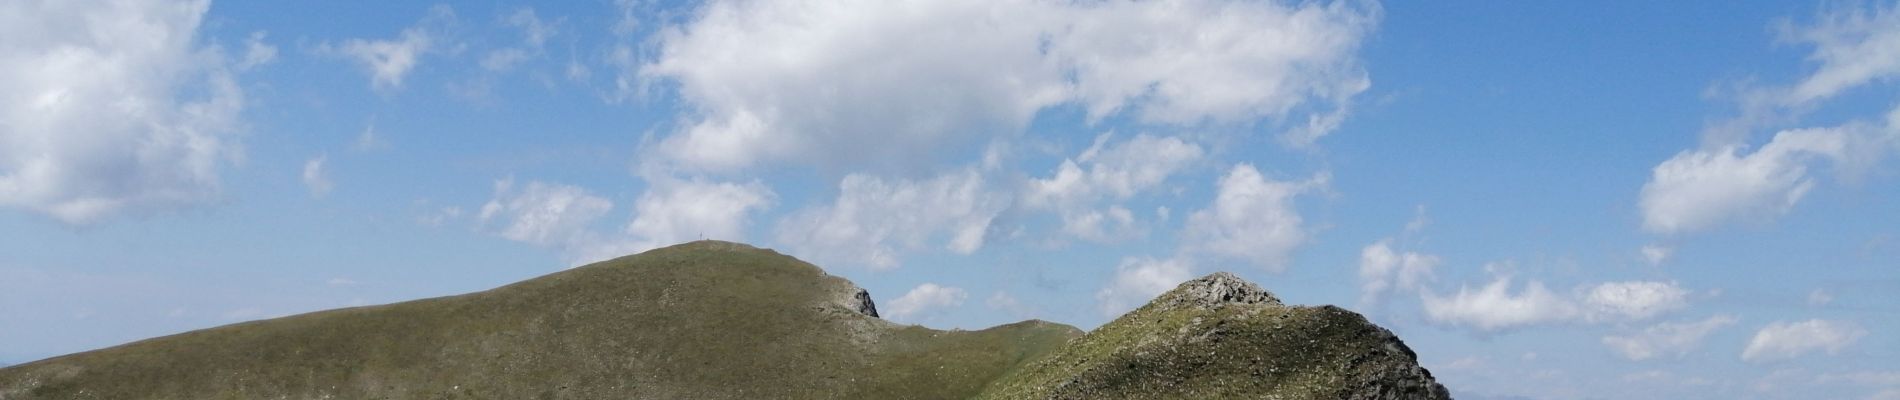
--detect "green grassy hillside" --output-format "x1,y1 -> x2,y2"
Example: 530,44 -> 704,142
0,241 -> 1081,400
0,243 -> 1450,399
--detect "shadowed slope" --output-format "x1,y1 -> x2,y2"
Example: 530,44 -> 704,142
0,241 -> 1081,400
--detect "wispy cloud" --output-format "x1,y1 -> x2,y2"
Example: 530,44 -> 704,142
1742,319 -> 1868,362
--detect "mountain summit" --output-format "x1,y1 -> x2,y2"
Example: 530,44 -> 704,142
0,241 -> 1447,399
976,272 -> 1451,400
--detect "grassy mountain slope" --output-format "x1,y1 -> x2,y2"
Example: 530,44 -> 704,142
975,272 -> 1449,400
0,241 -> 1081,400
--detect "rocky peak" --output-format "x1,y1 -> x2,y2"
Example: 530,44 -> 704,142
1156,272 -> 1281,310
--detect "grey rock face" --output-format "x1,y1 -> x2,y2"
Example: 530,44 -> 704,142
1343,323 -> 1453,400
851,288 -> 879,318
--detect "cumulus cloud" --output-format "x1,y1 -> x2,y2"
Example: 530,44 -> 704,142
1053,0 -> 1376,132
1422,276 -> 1690,332
323,5 -> 454,91
1742,319 -> 1869,362
1640,127 -> 1855,234
886,283 -> 968,320
1602,314 -> 1738,361
0,0 -> 246,224
301,155 -> 332,198
1646,2 -> 1900,234
1183,164 -> 1325,272
1095,257 -> 1193,316
1358,239 -> 1438,306
478,176 -> 772,266
1421,275 -> 1580,332
640,0 -> 1376,172
1025,133 -> 1204,242
776,169 -> 1008,270
620,176 -> 775,256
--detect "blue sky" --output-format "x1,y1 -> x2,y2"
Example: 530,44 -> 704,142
3,0 -> 1898,398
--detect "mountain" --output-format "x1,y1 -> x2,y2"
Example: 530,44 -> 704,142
0,241 -> 1447,399
976,272 -> 1449,399
0,241 -> 1080,399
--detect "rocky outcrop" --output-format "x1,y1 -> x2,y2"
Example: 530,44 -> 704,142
1153,271 -> 1282,310
851,288 -> 880,318
978,272 -> 1450,400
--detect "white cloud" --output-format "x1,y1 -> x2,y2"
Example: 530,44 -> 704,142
1647,2 -> 1900,234
886,283 -> 967,320
324,5 -> 454,91
1640,244 -> 1672,266
1582,281 -> 1690,321
1183,164 -> 1324,272
237,31 -> 277,71
0,0 -> 246,224
1095,257 -> 1193,316
640,0 -> 1376,172
481,7 -> 557,73
504,7 -> 556,48
1421,274 -> 1579,332
479,178 -> 615,250
1423,276 -> 1691,332
1602,314 -> 1738,361
478,176 -> 774,266
619,176 -> 776,257
776,169 -> 1008,270
1780,3 -> 1900,105
1056,206 -> 1138,243
640,0 -> 1065,171
1026,133 -> 1204,207
416,205 -> 463,227
1743,319 -> 1868,362
1639,127 -> 1851,234
1055,0 -> 1376,145
1025,133 -> 1203,242
487,178 -> 751,263
1358,239 -> 1438,306
301,155 -> 332,198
